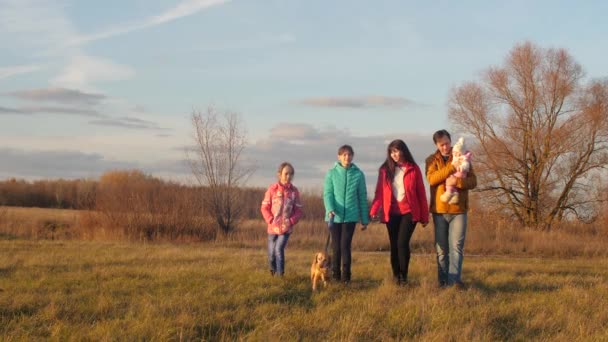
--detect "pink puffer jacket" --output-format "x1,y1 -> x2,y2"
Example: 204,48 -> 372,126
260,182 -> 303,235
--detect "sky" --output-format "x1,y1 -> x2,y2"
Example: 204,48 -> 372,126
1,0 -> 608,192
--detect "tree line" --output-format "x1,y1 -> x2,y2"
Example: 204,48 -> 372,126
0,171 -> 327,220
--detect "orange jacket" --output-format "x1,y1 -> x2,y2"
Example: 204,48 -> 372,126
425,150 -> 477,214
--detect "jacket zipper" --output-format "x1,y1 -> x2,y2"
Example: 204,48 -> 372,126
343,167 -> 348,220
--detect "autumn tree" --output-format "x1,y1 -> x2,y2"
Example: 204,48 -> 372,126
187,107 -> 255,235
449,41 -> 608,230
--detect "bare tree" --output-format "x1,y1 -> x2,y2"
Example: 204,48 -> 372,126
449,41 -> 608,230
188,107 -> 255,234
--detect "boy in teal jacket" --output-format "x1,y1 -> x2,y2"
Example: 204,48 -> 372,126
323,144 -> 369,283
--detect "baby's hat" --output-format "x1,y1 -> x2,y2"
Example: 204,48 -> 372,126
453,137 -> 466,153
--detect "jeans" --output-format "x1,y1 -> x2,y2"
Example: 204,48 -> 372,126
268,233 -> 290,275
386,213 -> 416,281
433,213 -> 467,285
330,222 -> 356,280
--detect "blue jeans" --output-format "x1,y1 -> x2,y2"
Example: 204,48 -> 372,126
268,233 -> 290,275
433,213 -> 467,285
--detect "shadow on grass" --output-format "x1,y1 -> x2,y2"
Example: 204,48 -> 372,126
468,277 -> 560,295
0,232 -> 19,240
0,265 -> 17,277
345,277 -> 384,291
0,303 -> 42,320
488,312 -> 525,340
194,321 -> 256,340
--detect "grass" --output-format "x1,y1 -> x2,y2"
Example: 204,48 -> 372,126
1,240 -> 607,341
2,206 -> 607,258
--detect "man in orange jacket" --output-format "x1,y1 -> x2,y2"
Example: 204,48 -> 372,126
425,130 -> 477,288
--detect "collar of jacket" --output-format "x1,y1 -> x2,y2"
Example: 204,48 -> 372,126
275,182 -> 293,190
434,149 -> 452,162
333,161 -> 359,171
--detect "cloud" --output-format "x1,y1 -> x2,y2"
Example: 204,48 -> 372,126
268,123 -> 323,141
89,117 -> 168,130
0,106 -> 26,115
0,0 -> 80,56
9,87 -> 106,105
51,55 -> 135,89
19,105 -> 104,117
0,147 -> 191,180
0,64 -> 42,79
186,122 -> 436,190
0,102 -> 103,118
299,95 -> 416,109
0,148 -> 138,179
71,0 -> 231,45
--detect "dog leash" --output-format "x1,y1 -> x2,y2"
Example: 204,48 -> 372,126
324,216 -> 333,254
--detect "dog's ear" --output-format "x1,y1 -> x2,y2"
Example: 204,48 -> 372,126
312,253 -> 318,265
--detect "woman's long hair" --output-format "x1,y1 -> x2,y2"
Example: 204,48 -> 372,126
381,139 -> 416,181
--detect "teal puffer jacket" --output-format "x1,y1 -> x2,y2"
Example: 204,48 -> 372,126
323,162 -> 369,225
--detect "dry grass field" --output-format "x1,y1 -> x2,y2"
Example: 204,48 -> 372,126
1,206 -> 607,340
1,206 -> 606,258
1,240 -> 607,340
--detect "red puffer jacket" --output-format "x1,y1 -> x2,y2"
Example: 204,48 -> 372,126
369,163 -> 429,224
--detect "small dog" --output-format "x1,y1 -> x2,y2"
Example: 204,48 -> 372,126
310,252 -> 331,291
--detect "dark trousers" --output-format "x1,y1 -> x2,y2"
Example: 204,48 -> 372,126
330,222 -> 356,280
386,213 -> 416,281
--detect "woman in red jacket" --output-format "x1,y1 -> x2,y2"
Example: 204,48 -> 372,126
370,139 -> 429,285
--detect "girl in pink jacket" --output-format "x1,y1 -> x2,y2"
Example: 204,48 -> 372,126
260,162 -> 303,276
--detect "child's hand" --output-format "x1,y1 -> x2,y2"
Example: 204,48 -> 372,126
361,224 -> 368,231
446,175 -> 457,186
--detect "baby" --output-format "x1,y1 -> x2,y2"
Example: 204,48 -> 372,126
440,137 -> 471,205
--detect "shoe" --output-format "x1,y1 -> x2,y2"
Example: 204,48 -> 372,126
270,270 -> 276,276
342,273 -> 351,284
454,281 -> 466,290
438,280 -> 447,288
395,275 -> 408,286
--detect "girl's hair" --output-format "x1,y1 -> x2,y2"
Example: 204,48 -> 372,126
432,129 -> 451,143
277,162 -> 294,177
337,144 -> 354,155
381,139 -> 416,181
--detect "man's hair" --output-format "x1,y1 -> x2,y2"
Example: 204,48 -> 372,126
432,129 -> 451,143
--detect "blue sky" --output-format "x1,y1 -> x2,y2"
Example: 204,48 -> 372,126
1,0 -> 607,190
